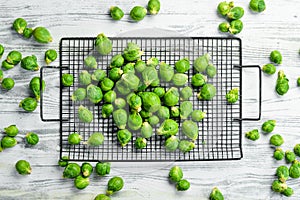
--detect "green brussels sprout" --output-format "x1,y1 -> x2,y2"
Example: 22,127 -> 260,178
68,133 -> 82,145
4,125 -> 19,137
84,56 -> 97,69
78,105 -> 93,123
95,33 -> 112,55
25,132 -> 39,145
135,60 -> 146,73
227,6 -> 244,20
110,6 -> 124,20
282,187 -> 294,197
276,165 -> 289,182
219,22 -> 230,32
0,69 -> 3,82
142,66 -> 159,87
191,73 -> 207,87
32,27 -> 52,43
86,132 -> 104,146
147,0 -> 160,15
180,86 -> 193,101
170,106 -> 180,118
209,187 -> 224,200
74,175 -> 89,190
62,73 -> 74,87
92,69 -> 106,82
128,112 -> 143,131
157,119 -> 179,137
1,136 -> 17,148
197,84 -> 216,100
30,77 -> 45,101
94,194 -> 111,200
109,68 -> 123,82
179,140 -> 195,153
100,78 -> 114,92
87,84 -> 103,104
261,120 -> 276,133
110,54 -> 124,68
1,77 -> 15,90
206,63 -> 217,78
159,62 -> 174,82
164,87 -> 179,107
19,97 -> 38,112
270,134 -> 284,146
58,156 -> 69,167
6,50 -> 22,65
297,77 -> 300,87
191,110 -> 206,122
157,106 -> 170,120
276,70 -> 289,95
285,150 -> 296,163
23,27 -> 33,39
116,73 -> 140,95
130,6 -> 147,21
169,166 -> 183,182
21,55 -> 39,71
172,73 -> 188,86
180,101 -> 193,120
123,42 -> 143,62
270,50 -> 282,64
122,63 -> 135,74
79,70 -> 92,86
245,129 -> 260,141
114,98 -> 126,109
0,44 -> 4,58
106,176 -> 124,196
128,94 -> 142,111
140,110 -> 152,119
226,88 -> 239,103
135,137 -> 147,149
289,160 -> 300,178
176,179 -> 190,191
126,92 -> 135,104
229,19 -> 243,35
194,53 -> 210,73
182,120 -> 199,141
71,88 -> 86,101
15,160 -> 31,175
165,135 -> 179,152
139,92 -> 161,113
113,109 -> 128,129
13,18 -> 27,34
249,0 -> 266,12
102,104 -> 114,118
146,57 -> 159,67
294,144 -> 300,156
272,180 -> 287,193
274,148 -> 284,160
175,58 -> 190,73
153,87 -> 165,98
262,64 -> 276,75
63,163 -> 81,178
44,49 -> 57,64
147,115 -> 160,126
217,1 -> 234,16
103,90 -> 116,103
117,129 -> 132,147
140,122 -> 153,139
95,162 -> 111,176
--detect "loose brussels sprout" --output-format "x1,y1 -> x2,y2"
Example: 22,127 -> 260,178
245,129 -> 260,141
95,33 -> 112,55
25,132 -> 39,145
123,63 -> 135,74
282,187 -> 294,197
32,27 -> 52,43
182,120 -> 199,141
249,0 -> 266,12
114,98 -> 126,109
197,84 -> 216,100
84,56 -> 97,69
229,19 -> 243,35
85,132 -> 104,146
147,0 -> 160,15
272,180 -> 287,193
180,102 -> 193,120
106,176 -> 124,196
92,69 -> 106,82
21,55 -> 39,71
164,87 -> 179,107
87,84 -> 103,104
44,49 -> 57,64
63,163 -> 81,178
68,133 -> 82,145
297,77 -> 300,87
153,87 -> 165,98
179,140 -> 195,153
15,160 -> 31,175
79,70 -> 92,86
117,129 -> 132,147
110,6 -> 124,20
172,73 -> 188,86
270,134 -> 284,146
94,194 -> 111,200
294,144 -> 300,156
19,97 -> 37,112
159,62 -> 174,82
147,57 -> 159,67
4,125 -> 19,137
141,122 -> 153,139
62,73 -> 74,87
95,162 -> 111,176
157,107 -> 170,120
78,105 -> 93,123
261,120 -> 276,133
142,66 -> 159,87
128,112 -> 143,131
130,6 -> 147,21
123,42 -> 143,62
169,166 -> 183,182
139,92 -> 161,113
30,77 -> 45,101
113,109 -> 128,129
276,70 -> 289,95
227,6 -> 244,20
274,148 -> 284,160
276,165 -> 289,182
165,135 -> 179,152
289,160 -> 300,178
109,68 -> 123,82
1,77 -> 15,90
147,115 -> 160,126
262,64 -> 276,75
191,73 -> 207,87
157,119 -> 179,137
13,18 -> 27,34
58,156 -> 69,167
270,50 -> 282,64
140,110 -> 152,119
74,175 -> 89,189
217,1 -> 234,16
110,54 -> 124,68
219,22 -> 230,32
0,44 -> 4,58
209,187 -> 224,200
23,27 -> 33,39
226,88 -> 239,104
102,104 -> 114,118
103,91 -> 116,104
0,69 -> 3,82
135,137 -> 147,149
180,86 -> 193,101
206,64 -> 217,78
1,136 -> 17,148
170,106 -> 180,118
2,60 -> 14,70
128,94 -> 141,111
285,150 -> 296,163
135,60 -> 146,73
116,73 -> 140,95
176,179 -> 190,191
194,53 -> 210,73
175,58 -> 190,73
100,78 -> 114,92
191,110 -> 206,122
6,50 -> 22,65
71,88 -> 86,101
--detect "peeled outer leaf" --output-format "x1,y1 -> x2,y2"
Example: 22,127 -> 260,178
157,119 -> 179,137
142,66 -> 159,87
180,101 -> 193,119
139,92 -> 161,113
113,109 -> 128,129
206,63 -> 217,78
182,120 -> 199,141
159,62 -> 174,82
78,105 -> 93,123
116,72 -> 140,94
86,132 -> 104,146
95,33 -> 112,55
194,53 -> 210,72
128,112 -> 143,131
141,122 -> 153,139
32,27 -> 53,43
164,87 -> 179,107
117,129 -> 132,147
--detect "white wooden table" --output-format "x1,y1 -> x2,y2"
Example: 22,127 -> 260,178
1,0 -> 300,199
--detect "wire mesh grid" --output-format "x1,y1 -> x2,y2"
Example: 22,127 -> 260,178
59,37 -> 242,162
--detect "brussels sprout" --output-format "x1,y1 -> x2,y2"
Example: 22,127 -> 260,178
110,54 -> 124,68
180,86 -> 192,101
114,98 -> 126,109
147,115 -> 160,126
21,55 -> 39,71
148,0 -> 160,15
142,66 -> 159,87
79,70 -> 91,86
30,77 -> 45,101
135,60 -> 146,73
294,144 -> 300,156
0,69 -> 3,82
274,148 -> 284,160
123,42 -> 143,61
191,110 -> 206,122
270,134 -> 284,146
71,88 -> 86,101
6,50 -> 22,65
262,64 -> 276,75
95,33 -> 112,55
135,137 -> 147,149
272,180 -> 287,193
172,73 -> 188,86
84,56 -> 97,69
182,120 -> 199,141
128,94 -> 141,112
117,129 -> 132,147
164,87 -> 179,107
102,104 -> 114,118
165,135 -> 179,152
19,97 -> 38,112
282,187 -> 294,197
169,166 -> 183,182
0,44 -> 4,58
113,109 -> 128,129
261,120 -> 276,133
289,160 -> 300,178
63,163 -> 81,178
116,73 -> 140,95
170,106 -> 180,118
191,74 -> 207,87
1,77 -> 14,90
78,105 -> 93,123
276,70 -> 289,95
219,22 -> 230,32
62,73 -> 74,87
1,136 -> 17,148
25,132 -> 39,145
58,156 -> 69,167
139,92 -> 161,113
229,19 -> 243,35
74,175 -> 89,189
226,88 -> 239,103
86,132 -> 104,146
180,102 -> 193,119
140,110 -> 152,119
227,6 -> 244,20
176,179 -> 190,191
179,140 -> 195,153
175,58 -> 190,73
270,50 -> 282,64
128,112 -> 143,131
276,165 -> 289,182
157,119 -> 179,137
106,176 -> 124,196
197,84 -> 216,100
140,122 -> 153,139
194,53 -> 210,73
13,18 -> 27,34
92,69 -> 106,82
87,84 -> 103,104
245,129 -> 260,141
249,0 -> 266,12
68,133 -> 82,145
32,27 -> 52,43
159,62 -> 174,82
285,150 -> 296,163
23,27 -> 33,39
110,6 -> 124,20
95,162 -> 111,176
206,64 -> 217,78
94,194 -> 111,200
103,91 -> 116,104
157,106 -> 170,120
80,163 -> 93,178
109,68 -> 123,83
100,78 -> 114,92
122,63 -> 135,74
15,160 -> 31,175
297,77 -> 300,87
2,60 -> 14,70
153,87 -> 165,98
217,1 -> 234,16
130,6 -> 147,21
209,187 -> 224,200
146,57 -> 159,67
4,125 -> 19,137
44,49 -> 57,64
